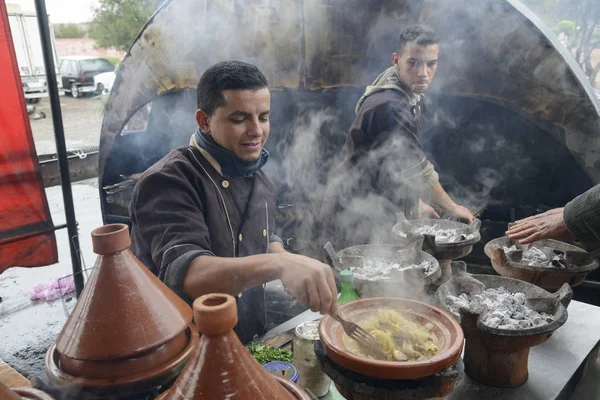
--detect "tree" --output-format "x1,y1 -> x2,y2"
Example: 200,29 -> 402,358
88,0 -> 161,52
564,0 -> 600,85
523,0 -> 600,86
54,23 -> 87,39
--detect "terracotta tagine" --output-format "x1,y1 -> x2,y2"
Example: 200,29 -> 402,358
0,383 -> 56,400
319,297 -> 464,380
323,242 -> 441,299
435,271 -> 572,388
45,224 -> 199,397
1,383 -> 23,400
315,341 -> 463,400
155,293 -> 312,400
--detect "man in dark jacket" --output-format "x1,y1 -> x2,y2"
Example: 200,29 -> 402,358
320,25 -> 473,249
507,184 -> 600,247
129,61 -> 337,343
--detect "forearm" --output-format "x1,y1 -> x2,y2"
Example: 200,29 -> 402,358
564,185 -> 600,245
430,182 -> 457,212
183,253 -> 283,299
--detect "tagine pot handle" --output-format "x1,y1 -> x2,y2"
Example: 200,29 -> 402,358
396,212 -> 408,224
553,283 -> 573,308
323,242 -> 339,270
470,218 -> 481,233
492,247 -> 510,264
450,261 -> 468,276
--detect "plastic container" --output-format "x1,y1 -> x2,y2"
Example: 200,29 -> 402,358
262,361 -> 299,383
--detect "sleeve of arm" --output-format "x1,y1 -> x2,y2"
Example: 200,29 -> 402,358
563,184 -> 600,245
131,169 -> 213,295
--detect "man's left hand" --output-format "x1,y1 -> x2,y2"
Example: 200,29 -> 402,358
447,205 -> 474,224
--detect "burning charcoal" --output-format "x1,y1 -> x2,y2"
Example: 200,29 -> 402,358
446,287 -> 555,330
486,317 -> 502,328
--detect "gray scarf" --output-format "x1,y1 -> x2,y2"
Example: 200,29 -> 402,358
355,66 -> 423,114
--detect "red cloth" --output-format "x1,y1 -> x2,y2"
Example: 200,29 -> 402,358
0,3 -> 57,273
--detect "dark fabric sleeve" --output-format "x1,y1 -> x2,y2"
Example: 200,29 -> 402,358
269,233 -> 284,245
159,249 -> 214,302
564,184 -> 600,245
130,166 -> 213,273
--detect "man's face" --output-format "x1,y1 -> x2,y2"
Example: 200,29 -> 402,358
392,42 -> 439,94
196,88 -> 271,162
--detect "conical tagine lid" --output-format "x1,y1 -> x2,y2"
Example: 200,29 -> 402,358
161,293 -> 311,399
55,224 -> 192,363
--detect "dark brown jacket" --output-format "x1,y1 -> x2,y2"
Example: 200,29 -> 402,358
129,145 -> 277,343
319,88 -> 427,250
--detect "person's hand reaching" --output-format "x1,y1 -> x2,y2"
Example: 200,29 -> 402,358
506,208 -> 569,244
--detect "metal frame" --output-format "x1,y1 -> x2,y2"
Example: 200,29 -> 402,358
33,0 -> 84,296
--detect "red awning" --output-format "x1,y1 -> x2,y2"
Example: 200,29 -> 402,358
0,2 -> 57,273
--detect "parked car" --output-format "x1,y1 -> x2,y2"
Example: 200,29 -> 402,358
94,71 -> 116,95
58,56 -> 114,98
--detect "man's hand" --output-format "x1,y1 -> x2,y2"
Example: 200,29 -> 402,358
419,199 -> 440,219
506,208 -> 569,244
278,253 -> 338,315
447,204 -> 474,224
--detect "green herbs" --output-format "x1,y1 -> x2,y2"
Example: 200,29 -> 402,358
246,342 -> 293,365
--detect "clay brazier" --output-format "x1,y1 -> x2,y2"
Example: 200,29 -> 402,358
45,224 -> 198,396
157,293 -> 312,400
0,383 -> 56,400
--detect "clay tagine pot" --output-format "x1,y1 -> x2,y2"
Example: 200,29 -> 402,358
435,271 -> 572,388
323,242 -> 441,299
315,341 -> 463,400
156,293 -> 312,399
319,297 -> 464,380
0,383 -> 55,400
485,236 -> 599,291
45,224 -> 199,397
392,213 -> 481,262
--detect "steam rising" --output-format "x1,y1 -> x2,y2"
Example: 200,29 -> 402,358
102,0 -> 600,303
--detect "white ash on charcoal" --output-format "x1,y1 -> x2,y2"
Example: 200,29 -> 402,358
445,287 -> 554,330
503,245 -> 572,268
351,258 -> 433,281
415,225 -> 477,243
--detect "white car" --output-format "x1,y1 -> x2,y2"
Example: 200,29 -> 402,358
94,71 -> 116,95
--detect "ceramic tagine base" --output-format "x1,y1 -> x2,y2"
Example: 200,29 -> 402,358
315,341 -> 463,400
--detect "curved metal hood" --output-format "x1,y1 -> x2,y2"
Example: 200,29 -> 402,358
99,0 -> 600,184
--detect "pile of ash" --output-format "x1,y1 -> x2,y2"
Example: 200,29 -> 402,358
446,287 -> 554,330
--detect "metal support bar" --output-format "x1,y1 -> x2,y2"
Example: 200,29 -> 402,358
33,0 -> 84,297
0,224 -> 69,246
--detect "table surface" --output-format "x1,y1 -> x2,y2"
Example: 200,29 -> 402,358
262,300 -> 600,400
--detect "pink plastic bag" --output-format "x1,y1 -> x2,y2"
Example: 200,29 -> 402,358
30,275 -> 75,301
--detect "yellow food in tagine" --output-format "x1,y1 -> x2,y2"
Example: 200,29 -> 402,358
347,309 -> 440,362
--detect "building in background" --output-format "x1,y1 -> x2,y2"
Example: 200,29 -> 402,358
55,38 -> 124,60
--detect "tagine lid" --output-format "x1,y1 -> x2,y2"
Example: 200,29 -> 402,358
0,383 -> 22,400
55,224 -> 193,360
162,293 -> 311,399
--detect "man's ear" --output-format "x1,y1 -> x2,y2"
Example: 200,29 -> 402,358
195,109 -> 211,133
392,52 -> 400,66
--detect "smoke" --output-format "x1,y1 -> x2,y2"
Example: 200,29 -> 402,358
101,0 -> 600,304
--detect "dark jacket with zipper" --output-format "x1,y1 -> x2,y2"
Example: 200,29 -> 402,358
129,144 -> 277,343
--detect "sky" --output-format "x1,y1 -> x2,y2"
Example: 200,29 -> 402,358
9,0 -> 99,23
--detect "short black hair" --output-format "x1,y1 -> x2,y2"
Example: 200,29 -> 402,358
397,24 -> 439,54
197,61 -> 268,115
